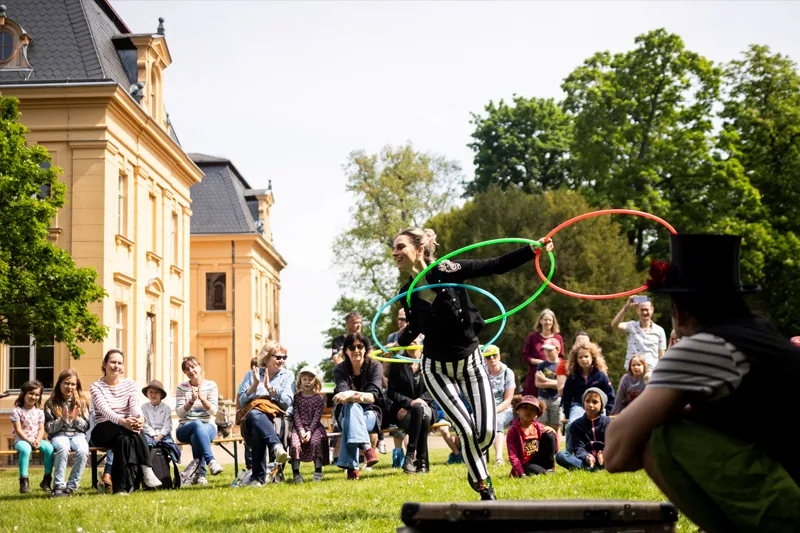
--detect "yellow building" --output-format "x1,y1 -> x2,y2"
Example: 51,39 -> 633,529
188,154 -> 287,401
0,1 -> 204,448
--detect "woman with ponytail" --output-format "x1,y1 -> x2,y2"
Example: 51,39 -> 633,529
389,227 -> 553,500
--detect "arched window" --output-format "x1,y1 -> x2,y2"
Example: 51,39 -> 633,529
0,30 -> 13,62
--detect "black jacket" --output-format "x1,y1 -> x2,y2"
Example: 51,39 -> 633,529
568,413 -> 611,462
387,363 -> 432,423
333,358 -> 385,430
398,245 -> 536,362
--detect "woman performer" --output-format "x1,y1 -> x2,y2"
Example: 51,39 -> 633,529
389,228 -> 553,500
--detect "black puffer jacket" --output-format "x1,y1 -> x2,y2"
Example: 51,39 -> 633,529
397,245 -> 536,362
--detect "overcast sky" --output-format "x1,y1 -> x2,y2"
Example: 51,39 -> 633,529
114,1 -> 800,369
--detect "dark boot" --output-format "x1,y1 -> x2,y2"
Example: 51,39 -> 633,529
402,452 -> 417,474
19,476 -> 30,494
415,454 -> 429,474
479,486 -> 497,500
40,473 -> 52,492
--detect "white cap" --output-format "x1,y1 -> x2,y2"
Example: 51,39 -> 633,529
542,343 -> 557,350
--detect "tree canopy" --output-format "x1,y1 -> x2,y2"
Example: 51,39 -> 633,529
0,94 -> 107,357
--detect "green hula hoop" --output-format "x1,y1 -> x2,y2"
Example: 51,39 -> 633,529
406,238 -> 556,324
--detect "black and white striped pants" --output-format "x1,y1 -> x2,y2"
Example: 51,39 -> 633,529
422,347 -> 495,483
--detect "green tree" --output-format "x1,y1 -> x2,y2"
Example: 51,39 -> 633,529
0,95 -> 107,358
428,186 -> 643,384
332,142 -> 462,302
719,45 -> 800,334
319,295 -> 394,382
562,29 -> 762,264
467,97 -> 573,196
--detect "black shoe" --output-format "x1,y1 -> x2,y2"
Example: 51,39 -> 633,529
402,453 -> 417,474
40,473 -> 52,492
19,476 -> 30,494
415,456 -> 429,474
479,486 -> 497,500
51,487 -> 69,498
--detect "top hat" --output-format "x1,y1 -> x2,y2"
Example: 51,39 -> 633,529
142,379 -> 168,399
648,234 -> 760,294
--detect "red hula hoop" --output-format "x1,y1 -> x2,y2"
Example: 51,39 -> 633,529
535,209 -> 678,300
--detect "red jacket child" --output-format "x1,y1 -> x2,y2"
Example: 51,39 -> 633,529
506,396 -> 558,477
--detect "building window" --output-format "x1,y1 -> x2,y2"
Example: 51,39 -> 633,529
169,321 -> 178,391
115,303 -> 126,350
7,332 -> 54,389
170,212 -> 178,265
0,31 -> 13,62
117,174 -> 126,236
206,273 -> 226,311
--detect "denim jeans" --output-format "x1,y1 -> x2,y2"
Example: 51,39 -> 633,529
241,410 -> 281,483
176,421 -> 217,476
336,403 -> 377,471
14,439 -> 54,477
556,451 -> 585,470
52,434 -> 89,489
565,403 -> 585,452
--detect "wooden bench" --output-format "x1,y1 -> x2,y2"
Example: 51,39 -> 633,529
325,421 -> 448,439
88,436 -> 245,489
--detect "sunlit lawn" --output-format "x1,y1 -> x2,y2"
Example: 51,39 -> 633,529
0,449 -> 696,533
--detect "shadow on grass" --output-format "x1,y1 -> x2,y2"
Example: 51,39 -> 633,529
186,506 -> 396,530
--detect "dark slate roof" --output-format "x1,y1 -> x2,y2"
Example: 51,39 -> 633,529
189,153 -> 261,235
0,0 -> 132,86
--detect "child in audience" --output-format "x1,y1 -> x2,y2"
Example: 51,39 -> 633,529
11,380 -> 54,494
506,396 -> 557,476
289,366 -> 329,483
611,355 -> 647,415
44,369 -> 90,497
556,388 -> 611,471
535,340 -> 562,431
141,380 -> 174,445
561,341 -> 615,449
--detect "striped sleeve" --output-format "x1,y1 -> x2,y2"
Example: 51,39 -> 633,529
648,333 -> 750,401
90,379 -> 140,425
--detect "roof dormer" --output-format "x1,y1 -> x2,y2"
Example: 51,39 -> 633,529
0,5 -> 33,73
113,17 -> 172,129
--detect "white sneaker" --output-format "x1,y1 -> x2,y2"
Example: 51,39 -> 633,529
208,460 -> 224,476
141,466 -> 163,489
272,444 -> 289,465
495,458 -> 505,466
194,475 -> 208,486
377,441 -> 387,454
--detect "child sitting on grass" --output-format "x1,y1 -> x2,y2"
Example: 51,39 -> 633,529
11,380 -> 54,494
556,388 -> 611,472
289,366 -> 329,483
506,396 -> 558,476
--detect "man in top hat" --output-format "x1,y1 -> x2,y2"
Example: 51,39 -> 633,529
605,234 -> 800,532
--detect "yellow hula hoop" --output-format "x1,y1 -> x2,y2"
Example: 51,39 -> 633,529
368,345 -> 499,364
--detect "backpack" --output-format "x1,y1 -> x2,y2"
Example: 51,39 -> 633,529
144,447 -> 181,490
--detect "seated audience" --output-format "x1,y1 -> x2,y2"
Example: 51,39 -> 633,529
388,349 -> 432,474
556,331 -> 590,396
289,366 -> 329,483
611,355 -> 647,415
333,332 -> 384,480
562,341 -> 615,450
556,388 -> 610,472
90,349 -> 161,494
484,345 -> 515,466
45,370 -> 90,497
237,341 -> 293,487
12,380 -> 54,494
141,380 -> 174,446
506,396 -> 557,477
176,356 -> 224,485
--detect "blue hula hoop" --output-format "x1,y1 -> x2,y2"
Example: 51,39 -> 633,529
370,283 -> 507,362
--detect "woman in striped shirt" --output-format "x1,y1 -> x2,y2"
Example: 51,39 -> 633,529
89,349 -> 162,494
175,356 -> 223,485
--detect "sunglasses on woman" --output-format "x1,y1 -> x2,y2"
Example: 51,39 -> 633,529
274,355 -> 288,361
349,344 -> 366,351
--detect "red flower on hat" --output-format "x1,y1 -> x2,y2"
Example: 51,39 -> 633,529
646,260 -> 671,289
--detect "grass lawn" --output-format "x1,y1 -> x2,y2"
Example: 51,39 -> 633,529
0,449 -> 697,533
